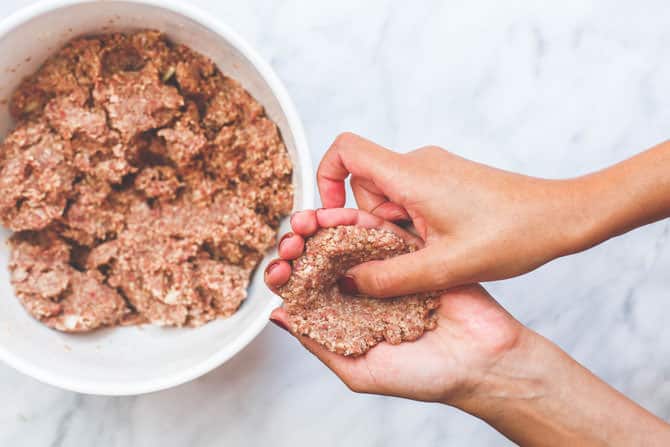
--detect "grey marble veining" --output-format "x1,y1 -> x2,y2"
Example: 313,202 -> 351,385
1,1 -> 669,445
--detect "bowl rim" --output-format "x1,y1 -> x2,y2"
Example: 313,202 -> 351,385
0,0 -> 314,395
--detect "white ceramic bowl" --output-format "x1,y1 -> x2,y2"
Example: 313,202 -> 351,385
0,0 -> 313,395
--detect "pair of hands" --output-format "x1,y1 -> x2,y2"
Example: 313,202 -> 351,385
265,132 -> 574,404
266,207 -> 522,404
264,134 -> 670,444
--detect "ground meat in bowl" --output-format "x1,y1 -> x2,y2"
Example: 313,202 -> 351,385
0,30 -> 293,332
277,226 -> 440,356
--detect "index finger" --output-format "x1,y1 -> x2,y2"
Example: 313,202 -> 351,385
269,307 -> 374,390
317,132 -> 400,208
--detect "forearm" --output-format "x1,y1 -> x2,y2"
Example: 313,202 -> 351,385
451,329 -> 670,446
566,140 -> 670,253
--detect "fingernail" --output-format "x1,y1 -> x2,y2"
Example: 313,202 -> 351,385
270,317 -> 289,332
265,260 -> 281,277
278,232 -> 294,250
338,275 -> 359,295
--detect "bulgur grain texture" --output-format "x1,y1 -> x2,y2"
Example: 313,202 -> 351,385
278,226 -> 440,356
0,30 -> 293,331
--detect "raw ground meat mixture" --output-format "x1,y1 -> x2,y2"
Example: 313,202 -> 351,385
1,30 -> 293,332
278,226 -> 440,356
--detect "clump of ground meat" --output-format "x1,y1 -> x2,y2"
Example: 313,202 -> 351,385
9,231 -> 128,332
277,226 -> 440,356
1,30 -> 293,331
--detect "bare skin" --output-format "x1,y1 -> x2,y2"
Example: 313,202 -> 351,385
266,210 -> 524,405
282,132 -> 670,298
266,209 -> 670,446
265,134 -> 670,445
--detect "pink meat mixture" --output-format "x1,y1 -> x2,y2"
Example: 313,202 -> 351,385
278,226 -> 440,356
0,30 -> 293,331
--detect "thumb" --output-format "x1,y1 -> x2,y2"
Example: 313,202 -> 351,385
339,245 -> 452,298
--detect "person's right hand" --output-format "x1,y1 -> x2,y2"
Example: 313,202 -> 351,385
316,132 -> 591,297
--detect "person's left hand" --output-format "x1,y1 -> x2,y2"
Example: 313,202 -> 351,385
265,208 -> 525,404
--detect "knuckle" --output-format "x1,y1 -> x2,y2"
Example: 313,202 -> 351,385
430,253 -> 454,288
366,269 -> 393,297
332,132 -> 359,151
414,145 -> 441,154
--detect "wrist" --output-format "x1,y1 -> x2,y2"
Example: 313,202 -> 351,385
558,140 -> 670,255
446,324 -> 670,446
445,327 -> 547,414
446,328 -> 600,446
540,176 -> 620,259
519,178 -> 600,262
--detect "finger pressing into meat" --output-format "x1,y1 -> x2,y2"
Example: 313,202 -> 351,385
264,259 -> 292,290
290,210 -> 318,236
278,232 -> 305,260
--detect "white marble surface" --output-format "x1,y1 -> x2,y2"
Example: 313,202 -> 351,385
1,0 -> 670,445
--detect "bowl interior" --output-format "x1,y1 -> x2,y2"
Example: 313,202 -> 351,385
0,0 -> 309,394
